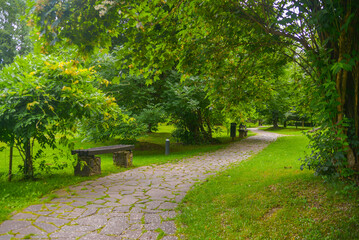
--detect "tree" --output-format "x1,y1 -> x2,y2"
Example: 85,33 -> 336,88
0,0 -> 32,68
0,53 -> 121,178
33,0 -> 359,180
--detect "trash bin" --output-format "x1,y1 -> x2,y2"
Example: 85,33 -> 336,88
230,123 -> 237,139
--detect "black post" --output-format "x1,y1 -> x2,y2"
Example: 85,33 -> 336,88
230,123 -> 237,141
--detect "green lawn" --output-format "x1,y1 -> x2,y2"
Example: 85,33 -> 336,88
177,135 -> 359,239
261,125 -> 312,135
0,125 -> 247,222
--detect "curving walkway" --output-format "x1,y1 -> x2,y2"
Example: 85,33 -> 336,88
0,129 -> 279,240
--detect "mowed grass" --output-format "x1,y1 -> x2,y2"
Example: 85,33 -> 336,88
177,135 -> 359,239
0,125 -> 247,222
261,125 -> 311,135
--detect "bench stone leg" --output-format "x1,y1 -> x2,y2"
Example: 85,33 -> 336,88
238,131 -> 244,138
74,155 -> 101,176
113,151 -> 133,168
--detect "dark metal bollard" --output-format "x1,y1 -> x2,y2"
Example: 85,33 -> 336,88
165,139 -> 170,155
230,123 -> 237,140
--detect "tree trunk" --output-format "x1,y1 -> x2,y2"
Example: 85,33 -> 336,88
24,140 -> 33,179
147,123 -> 153,133
8,145 -> 13,182
273,117 -> 279,128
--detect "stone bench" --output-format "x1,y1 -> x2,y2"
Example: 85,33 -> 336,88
71,144 -> 135,176
238,125 -> 248,138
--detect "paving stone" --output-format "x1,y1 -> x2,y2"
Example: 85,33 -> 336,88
36,216 -> 70,227
129,213 -> 143,223
81,208 -> 98,218
120,230 -> 143,239
149,189 -> 176,200
158,202 -> 177,210
0,235 -> 12,240
129,223 -> 143,230
100,217 -> 130,235
75,215 -> 108,227
23,204 -> 44,212
33,221 -> 58,233
162,236 -> 178,240
119,196 -> 138,205
0,220 -> 32,234
144,222 -> 161,231
97,208 -> 113,215
139,231 -> 159,240
144,201 -> 162,210
159,211 -> 177,220
113,206 -> 131,213
161,221 -> 176,234
50,225 -> 99,238
14,225 -> 46,239
11,213 -> 38,221
144,214 -> 161,223
80,232 -> 121,240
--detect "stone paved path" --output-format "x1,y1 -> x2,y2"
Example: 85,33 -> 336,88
0,129 -> 279,240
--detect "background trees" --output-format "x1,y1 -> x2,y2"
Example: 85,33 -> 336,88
2,0 -> 356,181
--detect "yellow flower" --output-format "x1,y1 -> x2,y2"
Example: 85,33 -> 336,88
26,101 -> 39,110
48,105 -> 54,111
102,79 -> 110,87
62,86 -> 72,91
104,112 -> 112,120
36,86 -> 42,90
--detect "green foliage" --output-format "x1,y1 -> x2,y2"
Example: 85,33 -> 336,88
79,112 -> 146,143
301,120 -> 359,180
32,0 -> 359,181
0,0 -> 32,68
163,72 -> 216,144
0,53 -> 121,178
301,127 -> 345,178
136,105 -> 166,133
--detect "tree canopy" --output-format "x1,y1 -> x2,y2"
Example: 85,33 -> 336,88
0,0 -> 32,68
4,0 -> 357,181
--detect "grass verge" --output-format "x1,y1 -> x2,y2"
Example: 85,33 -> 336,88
177,135 -> 359,239
261,125 -> 311,135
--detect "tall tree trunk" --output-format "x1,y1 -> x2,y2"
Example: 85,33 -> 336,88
273,117 -> 279,128
334,4 -> 359,172
24,140 -> 33,179
8,145 -> 13,182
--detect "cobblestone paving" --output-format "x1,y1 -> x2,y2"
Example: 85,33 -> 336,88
0,129 -> 279,240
